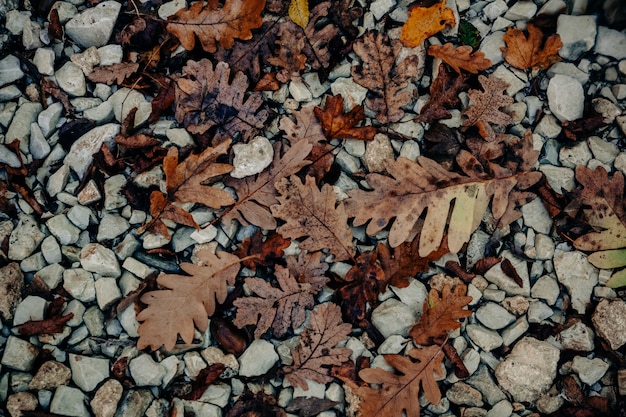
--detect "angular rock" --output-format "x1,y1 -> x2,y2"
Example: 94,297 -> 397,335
521,198 -> 552,235
495,337 -> 560,402
107,88 -> 151,127
595,26 -> 626,60
5,102 -> 42,151
28,361 -> 72,390
69,354 -> 110,392
390,278 -> 428,316
0,55 -> 24,85
55,62 -> 86,97
467,365 -> 507,406
130,354 -> 167,386
483,251 -> 530,296
557,15 -> 597,60
97,213 -> 130,241
91,379 -> 123,417
63,268 -> 96,302
503,1 -> 536,20
364,133 -> 394,173
539,164 -> 575,193
558,320 -> 595,351
38,102 -> 63,138
501,317 -> 529,346
479,31 -> 505,66
7,392 -> 37,417
547,75 -> 584,122
230,136 -> 274,178
50,385 -> 90,417
238,339 -> 279,377
559,141 -> 592,169
476,302 -> 515,330
115,389 -> 153,417
1,336 -> 39,371
330,77 -> 368,108
588,135 -> 619,164
466,324 -> 503,352
592,298 -> 626,350
527,300 -> 554,323
80,243 -> 121,278
13,295 -> 47,326
65,1 -> 121,48
46,214 -> 81,245
30,122 -> 50,159
571,356 -> 609,385
553,250 -> 598,314
8,214 -> 45,261
0,262 -> 24,321
0,144 -> 20,168
446,382 -> 483,407
33,47 -> 55,76
64,123 -> 120,179
531,275 -> 560,306
95,278 -> 122,310
371,298 -> 417,338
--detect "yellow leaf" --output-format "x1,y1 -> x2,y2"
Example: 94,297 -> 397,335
289,0 -> 309,29
401,1 -> 456,48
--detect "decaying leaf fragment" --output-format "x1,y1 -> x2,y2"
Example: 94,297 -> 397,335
166,0 -> 265,53
428,43 -> 491,74
401,1 -> 456,47
409,284 -> 472,346
137,250 -> 241,351
462,74 -> 513,141
87,62 -> 140,85
234,265 -> 317,338
271,175 -> 355,261
502,23 -> 562,70
314,95 -> 376,141
352,30 -> 420,123
417,64 -> 469,124
283,302 -> 352,389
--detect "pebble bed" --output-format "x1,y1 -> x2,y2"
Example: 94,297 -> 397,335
1,0 -> 626,416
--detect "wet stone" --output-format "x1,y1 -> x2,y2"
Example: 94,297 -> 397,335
0,262 -> 24,321
28,361 -> 72,390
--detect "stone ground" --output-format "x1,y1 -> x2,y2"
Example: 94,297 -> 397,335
1,0 -> 626,416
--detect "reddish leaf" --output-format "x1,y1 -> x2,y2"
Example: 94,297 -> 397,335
18,313 -> 74,336
314,95 -> 376,141
473,256 -> 502,275
210,317 -> 250,355
149,80 -> 176,124
442,340 -> 469,378
181,363 -> 225,400
233,230 -> 290,270
417,64 -> 470,124
444,260 -> 475,283
501,258 -> 523,287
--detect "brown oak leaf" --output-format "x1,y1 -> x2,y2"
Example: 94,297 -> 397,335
226,388 -> 287,417
233,265 -> 317,338
502,23 -> 562,70
18,313 -> 74,336
87,63 -> 140,85
267,31 -> 307,83
286,251 -> 329,293
348,346 -> 444,417
181,364 -> 225,401
280,106 -> 327,147
329,0 -> 363,39
352,30 -> 420,124
461,74 -> 513,141
401,1 -> 456,47
314,95 -> 376,141
234,230 -> 290,271
137,250 -> 241,351
409,284 -> 472,346
302,3 -> 341,73
417,64 -> 470,124
174,59 -> 270,142
222,140 -> 312,230
283,302 -> 352,390
285,397 -> 340,417
428,43 -> 492,74
271,175 -> 355,261
166,0 -> 265,53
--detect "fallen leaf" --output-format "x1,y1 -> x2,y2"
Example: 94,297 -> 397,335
48,8 -> 64,40
137,250 -> 241,351
280,106 -> 327,147
442,340 -> 470,378
87,62 -> 140,85
149,79 -> 176,124
210,316 -> 250,355
352,30 -> 420,123
409,284 -> 472,346
267,31 -> 307,83
502,23 -> 562,70
181,363 -> 225,400
41,78 -> 74,117
562,110 -> 608,142
18,313 -> 74,336
166,0 -> 265,53
226,388 -> 287,417
271,175 -> 355,261
288,0 -> 309,28
233,230 -> 291,270
302,2 -> 341,73
462,74 -> 513,141
286,251 -> 329,293
473,256 -> 502,274
444,260 -> 475,283
428,43 -> 491,74
329,0 -> 363,39
401,1 -> 456,47
283,302 -> 352,390
501,258 -> 524,287
417,64 -> 469,124
285,397 -> 339,417
314,95 -> 376,141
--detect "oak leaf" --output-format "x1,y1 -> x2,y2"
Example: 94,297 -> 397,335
233,265 -> 317,338
87,63 -> 140,85
461,74 -> 513,142
409,284 -> 472,346
280,106 -> 327,147
222,140 -> 312,230
302,3 -> 341,73
226,389 -> 287,417
352,30 -> 420,123
267,31 -> 307,83
233,230 -> 290,271
428,43 -> 491,74
329,0 -> 363,39
288,0 -> 309,29
271,175 -> 355,261
401,1 -> 456,47
349,346 -> 444,417
344,152 -> 542,254
18,313 -> 74,336
283,302 -> 352,390
166,0 -> 265,53
314,95 -> 376,141
502,23 -> 562,70
417,64 -> 469,124
137,250 -> 241,351
286,251 -> 330,293
572,165 -> 626,288
174,59 -> 269,142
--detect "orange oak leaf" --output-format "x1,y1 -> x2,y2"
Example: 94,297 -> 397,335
352,30 -> 420,123
166,0 -> 265,53
427,43 -> 492,74
349,346 -> 444,417
137,250 -> 241,351
233,265 -> 317,338
271,175 -> 355,261
461,74 -> 513,141
314,95 -> 376,141
502,23 -> 562,70
409,284 -> 472,346
87,63 -> 140,85
401,1 -> 456,48
283,302 -> 352,390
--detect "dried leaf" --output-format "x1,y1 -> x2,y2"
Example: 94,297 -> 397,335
417,64 -> 469,124
222,141 -> 312,230
226,388 -> 287,417
234,265 -> 317,338
285,397 -> 339,417
286,251 -> 329,293
18,313 -> 74,336
502,23 -> 562,70
288,0 -> 309,29
314,95 -> 376,141
271,175 -> 355,261
444,260 -> 475,283
181,363 -> 225,400
501,258 -> 524,287
48,8 -> 64,40
267,31 -> 307,83
174,59 -> 270,142
401,1 -> 456,47
473,256 -> 502,274
210,316 -> 250,355
461,74 -> 513,141
280,106 -> 327,147
329,0 -> 363,39
428,43 -> 492,74
562,111 -> 608,142
409,284 -> 472,346
302,2 -> 341,72
352,30 -> 420,123
41,78 -> 74,117
137,250 -> 241,351
87,63 -> 139,85
234,230 -> 291,270
351,346 -> 445,417
149,80 -> 176,124
283,302 -> 352,390
166,0 -> 265,53
442,340 -> 469,378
